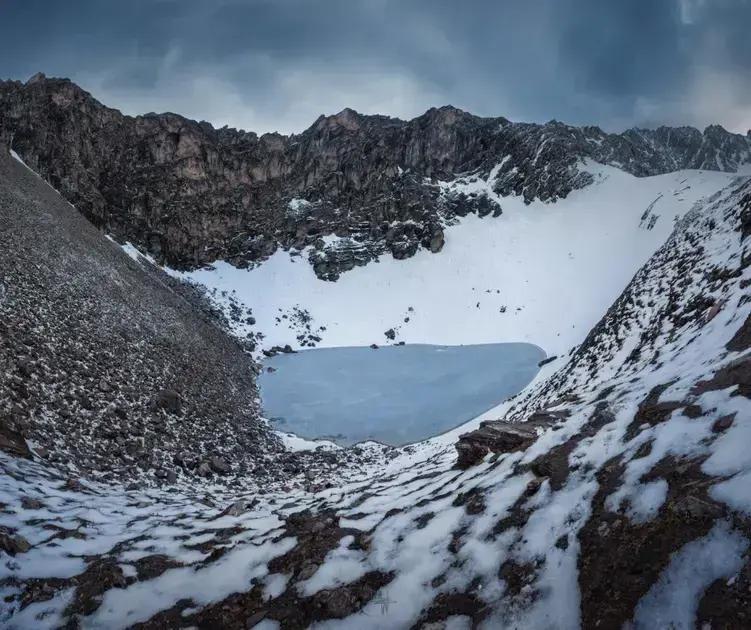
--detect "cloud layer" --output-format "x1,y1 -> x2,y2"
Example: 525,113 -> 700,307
2,0 -> 750,134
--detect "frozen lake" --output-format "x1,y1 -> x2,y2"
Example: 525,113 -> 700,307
259,343 -> 545,446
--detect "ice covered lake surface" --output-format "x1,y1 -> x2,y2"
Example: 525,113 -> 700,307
259,342 -> 545,446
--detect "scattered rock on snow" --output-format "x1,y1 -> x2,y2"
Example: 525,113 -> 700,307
0,531 -> 31,555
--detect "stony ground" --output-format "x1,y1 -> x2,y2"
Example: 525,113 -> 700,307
3,157 -> 751,627
0,149 -> 384,489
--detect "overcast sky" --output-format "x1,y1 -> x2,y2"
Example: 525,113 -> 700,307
1,0 -> 750,135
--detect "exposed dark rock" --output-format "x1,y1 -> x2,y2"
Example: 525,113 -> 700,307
528,440 -> 577,491
712,413 -> 736,433
683,403 -> 703,418
268,510 -> 356,578
698,558 -> 751,628
1,76 -> 749,282
727,312 -> 751,352
455,412 -> 559,468
209,456 -> 231,475
19,577 -> 70,610
693,353 -> 751,398
578,456 -> 724,628
452,487 -> 487,515
65,558 -> 127,617
412,591 -> 490,628
499,560 -> 538,597
133,554 -> 182,581
221,498 -> 258,517
151,389 -> 182,415
624,384 -> 683,441
414,512 -> 435,529
0,531 -> 31,555
20,496 -> 43,510
428,228 -> 445,253
537,355 -> 558,367
0,418 -> 31,459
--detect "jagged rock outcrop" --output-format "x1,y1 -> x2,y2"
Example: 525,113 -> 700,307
455,412 -> 563,468
1,74 -> 750,280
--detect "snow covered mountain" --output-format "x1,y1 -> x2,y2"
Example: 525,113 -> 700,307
2,74 -> 751,282
3,154 -> 751,628
3,73 -> 751,628
166,164 -> 744,360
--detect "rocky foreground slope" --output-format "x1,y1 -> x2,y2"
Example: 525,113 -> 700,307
2,73 -> 750,279
0,149 -> 368,486
2,152 -> 751,626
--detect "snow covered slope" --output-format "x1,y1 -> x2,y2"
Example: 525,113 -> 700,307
6,174 -> 751,628
168,165 -> 741,360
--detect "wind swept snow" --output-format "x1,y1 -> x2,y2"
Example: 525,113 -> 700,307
167,165 -> 740,359
633,523 -> 749,629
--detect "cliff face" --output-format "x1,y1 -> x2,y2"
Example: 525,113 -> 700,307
2,73 -> 750,279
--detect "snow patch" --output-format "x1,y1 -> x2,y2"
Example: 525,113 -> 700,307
171,168 -> 738,362
632,522 -> 748,628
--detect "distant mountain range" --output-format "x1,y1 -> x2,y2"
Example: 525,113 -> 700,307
2,73 -> 750,279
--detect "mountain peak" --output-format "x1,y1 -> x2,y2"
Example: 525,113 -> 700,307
313,107 -> 363,132
704,123 -> 730,136
25,71 -> 46,85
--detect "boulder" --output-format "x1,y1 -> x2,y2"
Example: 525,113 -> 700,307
0,532 -> 31,555
428,229 -> 445,253
0,419 -> 31,459
455,413 -> 559,468
21,496 -> 44,510
209,456 -> 231,475
151,389 -> 182,414
221,498 -> 258,517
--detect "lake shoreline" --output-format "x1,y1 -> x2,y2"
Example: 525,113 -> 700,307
259,342 -> 546,446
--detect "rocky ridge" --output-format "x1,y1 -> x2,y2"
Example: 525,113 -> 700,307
2,73 -> 750,280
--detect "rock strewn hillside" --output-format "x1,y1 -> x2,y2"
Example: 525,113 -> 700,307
0,148 -> 356,485
2,73 -> 750,279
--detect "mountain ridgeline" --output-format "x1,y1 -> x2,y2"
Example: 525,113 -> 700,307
1,73 -> 750,279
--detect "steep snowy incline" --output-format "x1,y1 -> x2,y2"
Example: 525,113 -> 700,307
5,175 -> 751,628
168,165 -> 740,359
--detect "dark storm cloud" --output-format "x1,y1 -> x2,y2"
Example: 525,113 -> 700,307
1,0 -> 750,134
